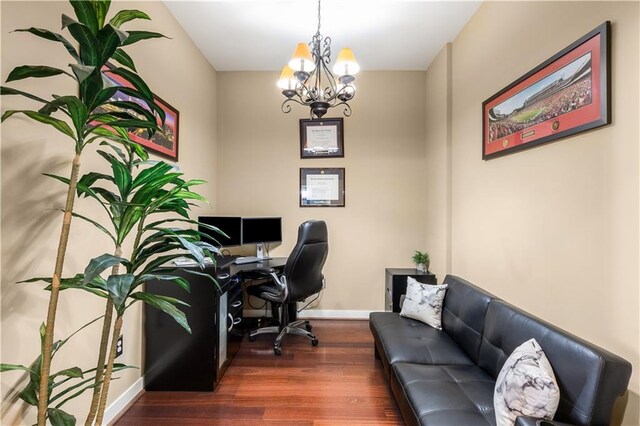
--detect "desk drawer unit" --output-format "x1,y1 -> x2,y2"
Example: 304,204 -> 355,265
144,266 -> 242,392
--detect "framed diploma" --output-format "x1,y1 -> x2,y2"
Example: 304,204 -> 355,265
300,168 -> 345,207
299,118 -> 344,158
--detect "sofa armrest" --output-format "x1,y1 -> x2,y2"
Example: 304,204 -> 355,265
515,416 -> 577,426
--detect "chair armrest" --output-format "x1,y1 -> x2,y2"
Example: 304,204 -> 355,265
515,416 -> 577,426
244,268 -> 288,302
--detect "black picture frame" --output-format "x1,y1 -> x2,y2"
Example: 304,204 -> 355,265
299,168 -> 345,207
299,118 -> 344,158
482,21 -> 610,160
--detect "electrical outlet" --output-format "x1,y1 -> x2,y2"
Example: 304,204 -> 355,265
116,335 -> 123,358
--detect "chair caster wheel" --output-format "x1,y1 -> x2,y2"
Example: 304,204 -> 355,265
311,338 -> 319,346
274,347 -> 282,356
248,334 -> 256,342
305,324 -> 313,331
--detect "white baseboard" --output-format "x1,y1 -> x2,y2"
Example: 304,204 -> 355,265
244,309 -> 372,320
104,376 -> 143,425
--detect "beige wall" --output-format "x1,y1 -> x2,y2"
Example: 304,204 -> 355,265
217,71 -> 428,312
1,1 -> 217,423
425,1 -> 639,423
424,44 -> 452,277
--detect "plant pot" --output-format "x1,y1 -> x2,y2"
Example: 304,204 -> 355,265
416,263 -> 427,273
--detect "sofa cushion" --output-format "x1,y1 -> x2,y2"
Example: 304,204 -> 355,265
392,362 -> 497,426
479,300 -> 632,426
441,275 -> 496,363
400,278 -> 448,329
370,312 -> 474,369
494,338 -> 559,426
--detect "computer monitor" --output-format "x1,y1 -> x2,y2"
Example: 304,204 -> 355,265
198,216 -> 242,248
241,217 -> 282,258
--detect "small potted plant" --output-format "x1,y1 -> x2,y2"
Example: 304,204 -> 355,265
412,250 -> 430,273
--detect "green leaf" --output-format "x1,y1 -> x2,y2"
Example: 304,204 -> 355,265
19,379 -> 39,406
92,0 -> 111,28
71,212 -> 115,244
136,274 -> 190,293
101,100 -> 156,125
13,28 -> 79,61
131,161 -> 174,189
111,157 -> 132,199
1,110 -> 75,139
52,367 -> 83,379
47,407 -> 76,426
97,24 -> 128,65
69,64 -> 95,83
131,142 -> 149,161
105,67 -> 154,106
88,86 -> 118,111
130,292 -> 190,333
39,96 -> 88,139
6,65 -> 72,82
106,274 -> 135,312
121,30 -> 166,46
70,0 -> 99,34
117,206 -> 143,244
0,363 -> 32,373
109,10 -> 150,28
112,48 -> 136,71
1,86 -> 49,103
84,254 -> 128,284
91,118 -> 160,134
62,14 -> 99,66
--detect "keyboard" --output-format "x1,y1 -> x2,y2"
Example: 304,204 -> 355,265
172,257 -> 219,267
172,257 -> 198,266
234,256 -> 272,265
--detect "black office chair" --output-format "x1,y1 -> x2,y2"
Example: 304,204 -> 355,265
246,220 -> 328,355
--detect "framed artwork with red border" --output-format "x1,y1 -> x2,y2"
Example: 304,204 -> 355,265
99,65 -> 180,161
482,22 -> 610,160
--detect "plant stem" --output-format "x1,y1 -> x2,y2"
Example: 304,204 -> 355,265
37,153 -> 81,426
85,246 -> 121,426
94,314 -> 123,426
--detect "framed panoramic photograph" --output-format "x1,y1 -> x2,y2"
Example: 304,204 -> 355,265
98,65 -> 180,160
300,168 -> 345,207
299,118 -> 344,158
482,21 -> 610,160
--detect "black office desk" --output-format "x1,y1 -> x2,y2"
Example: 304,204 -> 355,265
144,258 -> 286,392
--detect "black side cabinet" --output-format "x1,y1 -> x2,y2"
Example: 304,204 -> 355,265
385,268 -> 437,312
144,265 -> 243,391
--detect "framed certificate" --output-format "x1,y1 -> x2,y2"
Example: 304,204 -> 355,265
299,168 -> 345,207
299,118 -> 344,158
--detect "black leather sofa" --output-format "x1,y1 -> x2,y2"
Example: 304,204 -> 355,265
370,275 -> 632,426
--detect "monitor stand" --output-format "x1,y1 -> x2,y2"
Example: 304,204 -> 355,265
256,243 -> 266,259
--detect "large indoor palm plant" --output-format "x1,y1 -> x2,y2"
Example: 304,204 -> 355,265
1,1 -> 220,424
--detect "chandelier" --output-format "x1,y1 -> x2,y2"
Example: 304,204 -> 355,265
278,0 -> 359,119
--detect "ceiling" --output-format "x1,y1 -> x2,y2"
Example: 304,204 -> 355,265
163,0 -> 482,72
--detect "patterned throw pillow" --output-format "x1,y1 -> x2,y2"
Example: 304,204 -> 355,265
399,277 -> 448,329
494,338 -> 560,426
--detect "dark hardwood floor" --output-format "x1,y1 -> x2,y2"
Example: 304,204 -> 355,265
115,319 -> 402,425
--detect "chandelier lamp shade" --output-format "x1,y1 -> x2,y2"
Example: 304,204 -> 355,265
279,0 -> 359,119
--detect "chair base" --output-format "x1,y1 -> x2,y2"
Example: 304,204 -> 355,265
249,319 -> 319,355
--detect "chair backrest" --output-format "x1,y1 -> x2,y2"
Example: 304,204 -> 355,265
283,220 -> 329,302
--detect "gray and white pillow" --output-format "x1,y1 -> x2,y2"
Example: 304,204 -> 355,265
494,338 -> 560,426
399,277 -> 447,330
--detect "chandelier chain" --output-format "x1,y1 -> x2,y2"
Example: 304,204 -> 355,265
316,0 -> 321,36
